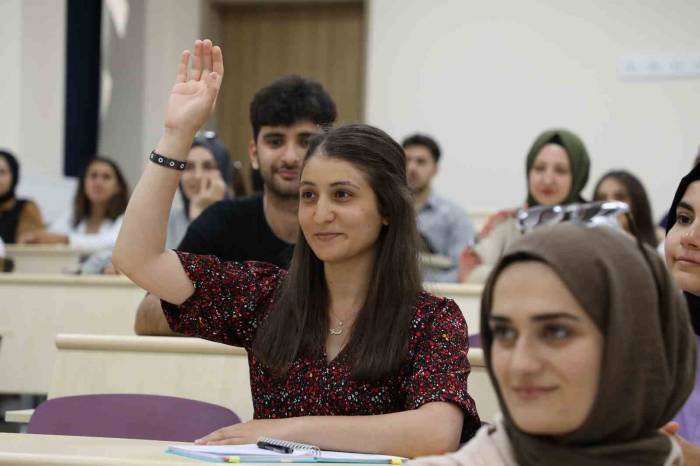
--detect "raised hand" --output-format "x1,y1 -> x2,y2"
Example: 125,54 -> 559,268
164,39 -> 224,137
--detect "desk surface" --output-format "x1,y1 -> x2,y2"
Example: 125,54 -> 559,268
0,272 -> 138,287
0,433 -> 196,465
0,433 -> 381,466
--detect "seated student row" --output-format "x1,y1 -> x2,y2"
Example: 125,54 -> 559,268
0,154 -> 127,249
456,127 -> 667,283
0,133 -> 236,272
111,39 -> 700,465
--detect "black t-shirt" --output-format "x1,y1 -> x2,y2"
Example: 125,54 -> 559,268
177,194 -> 294,268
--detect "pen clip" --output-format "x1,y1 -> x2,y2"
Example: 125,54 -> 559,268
257,440 -> 294,454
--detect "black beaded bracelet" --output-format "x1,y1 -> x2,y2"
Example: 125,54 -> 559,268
149,150 -> 187,171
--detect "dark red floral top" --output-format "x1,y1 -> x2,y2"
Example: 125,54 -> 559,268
162,252 -> 481,440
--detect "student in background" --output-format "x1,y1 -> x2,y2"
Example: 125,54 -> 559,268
593,169 -> 659,248
664,163 -> 700,451
413,223 -> 694,466
0,150 -> 45,243
85,135 -> 232,275
22,157 -> 129,252
659,147 -> 700,231
167,133 -> 231,249
133,73 -> 337,334
402,134 -> 475,283
113,40 -> 480,456
458,129 -> 590,283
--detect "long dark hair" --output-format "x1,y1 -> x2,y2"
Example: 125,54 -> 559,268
252,124 -> 423,381
593,170 -> 657,247
73,157 -> 129,227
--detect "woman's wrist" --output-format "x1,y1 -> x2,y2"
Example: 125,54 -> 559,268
155,128 -> 196,161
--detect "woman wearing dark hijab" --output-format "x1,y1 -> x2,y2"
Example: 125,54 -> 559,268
665,162 -> 700,445
414,223 -> 695,466
459,129 -> 591,283
0,150 -> 45,243
167,133 -> 232,249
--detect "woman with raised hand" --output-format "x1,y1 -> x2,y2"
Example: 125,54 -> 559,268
113,39 -> 480,458
23,157 -> 129,251
458,129 -> 590,283
413,223 -> 695,466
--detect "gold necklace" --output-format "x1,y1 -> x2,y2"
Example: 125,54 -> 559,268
328,310 -> 349,336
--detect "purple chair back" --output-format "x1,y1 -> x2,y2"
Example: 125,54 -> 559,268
28,394 -> 240,442
468,333 -> 482,348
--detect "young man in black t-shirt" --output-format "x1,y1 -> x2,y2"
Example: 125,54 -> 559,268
134,75 -> 337,335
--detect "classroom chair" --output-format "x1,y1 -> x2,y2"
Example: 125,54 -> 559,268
27,393 -> 240,442
469,334 -> 481,348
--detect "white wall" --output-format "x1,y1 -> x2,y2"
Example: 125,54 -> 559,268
0,0 -> 22,154
0,0 -> 201,221
0,0 -> 69,222
99,0 -> 202,192
365,0 -> 700,217
20,0 -> 67,179
0,0 -> 65,175
138,0 -> 203,189
6,0 -> 700,221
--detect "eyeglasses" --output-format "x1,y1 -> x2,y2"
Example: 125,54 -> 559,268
516,201 -> 630,234
515,200 -> 663,298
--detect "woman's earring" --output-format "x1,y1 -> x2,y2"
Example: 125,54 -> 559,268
382,218 -> 389,226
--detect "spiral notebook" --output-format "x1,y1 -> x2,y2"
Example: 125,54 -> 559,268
166,437 -> 406,463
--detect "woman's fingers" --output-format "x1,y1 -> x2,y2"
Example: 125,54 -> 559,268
205,438 -> 247,446
212,45 -> 224,81
175,50 -> 190,84
191,40 -> 203,81
195,425 -> 239,444
177,39 -> 221,86
202,39 -> 213,78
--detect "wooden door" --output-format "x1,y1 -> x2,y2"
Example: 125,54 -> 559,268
216,1 -> 365,193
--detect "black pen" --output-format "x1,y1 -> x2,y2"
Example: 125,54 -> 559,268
257,440 -> 294,454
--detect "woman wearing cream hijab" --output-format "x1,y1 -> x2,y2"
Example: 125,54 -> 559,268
415,223 -> 695,466
459,129 -> 591,283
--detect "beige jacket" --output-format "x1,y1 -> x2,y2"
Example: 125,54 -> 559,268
467,217 -> 522,284
410,415 -> 683,466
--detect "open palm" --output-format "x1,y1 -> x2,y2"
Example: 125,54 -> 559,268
164,39 -> 224,135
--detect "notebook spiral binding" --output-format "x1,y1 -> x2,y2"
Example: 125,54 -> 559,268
258,437 -> 322,457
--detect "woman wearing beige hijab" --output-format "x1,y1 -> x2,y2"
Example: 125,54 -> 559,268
414,223 -> 695,466
459,129 -> 591,283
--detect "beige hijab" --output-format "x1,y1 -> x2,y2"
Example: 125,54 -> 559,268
480,223 -> 696,466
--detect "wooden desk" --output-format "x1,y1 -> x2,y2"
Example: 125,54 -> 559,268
4,245 -> 87,274
0,433 -> 385,466
49,334 -> 254,421
0,274 -> 143,394
424,282 -> 482,335
0,433 -> 196,465
7,337 -> 496,433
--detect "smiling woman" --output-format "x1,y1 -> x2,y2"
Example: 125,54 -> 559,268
112,39 -> 481,458
413,223 -> 695,466
458,129 -> 591,284
22,157 -> 129,251
665,163 -> 700,446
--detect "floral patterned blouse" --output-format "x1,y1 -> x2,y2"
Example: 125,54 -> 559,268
162,252 -> 481,440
